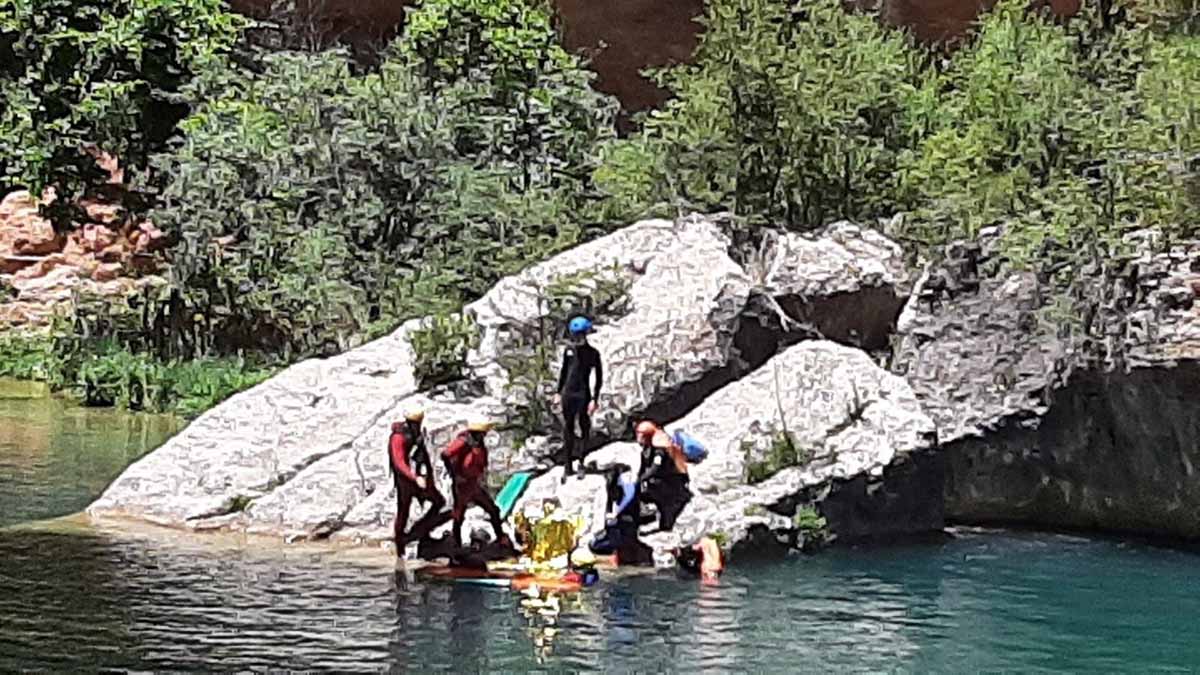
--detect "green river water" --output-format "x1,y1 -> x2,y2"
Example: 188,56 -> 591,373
1,389 -> 1198,672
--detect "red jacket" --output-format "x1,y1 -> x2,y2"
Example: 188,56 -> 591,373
442,432 -> 487,482
389,431 -> 418,483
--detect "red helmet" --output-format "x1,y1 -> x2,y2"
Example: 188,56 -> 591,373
635,420 -> 657,442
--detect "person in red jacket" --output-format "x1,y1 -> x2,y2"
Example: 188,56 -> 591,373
389,409 -> 449,556
441,418 -> 509,549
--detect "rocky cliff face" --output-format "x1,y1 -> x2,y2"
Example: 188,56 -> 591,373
0,160 -> 168,330
893,229 -> 1200,539
230,0 -> 1080,119
88,214 -> 937,555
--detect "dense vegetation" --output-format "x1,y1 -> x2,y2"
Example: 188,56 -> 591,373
0,0 -> 1195,414
601,0 -> 1198,262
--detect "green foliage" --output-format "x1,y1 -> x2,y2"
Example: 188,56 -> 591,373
544,264 -> 632,320
600,0 -> 1199,268
744,431 -> 813,485
708,530 -> 730,549
0,332 -> 62,383
743,504 -> 767,517
135,0 -> 618,363
598,0 -> 920,230
793,505 -> 830,549
0,0 -> 246,222
409,313 -> 480,389
0,329 -> 271,415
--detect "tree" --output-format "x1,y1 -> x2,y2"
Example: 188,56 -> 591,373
0,0 -> 244,226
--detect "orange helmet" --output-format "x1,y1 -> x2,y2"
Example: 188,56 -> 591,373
635,420 -> 658,442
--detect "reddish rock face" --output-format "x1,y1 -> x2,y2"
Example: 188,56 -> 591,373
228,0 -> 1080,114
0,191 -> 62,259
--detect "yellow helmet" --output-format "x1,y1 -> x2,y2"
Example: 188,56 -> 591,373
404,409 -> 425,423
467,418 -> 494,433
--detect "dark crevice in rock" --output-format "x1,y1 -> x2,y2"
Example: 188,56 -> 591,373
944,361 -> 1200,540
758,445 -> 945,546
630,309 -> 794,433
821,447 -> 945,544
625,283 -> 907,438
773,286 -> 907,352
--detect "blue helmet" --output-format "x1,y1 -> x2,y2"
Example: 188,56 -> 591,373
568,316 -> 593,335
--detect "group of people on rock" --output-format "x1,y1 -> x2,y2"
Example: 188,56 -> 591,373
386,313 -> 722,581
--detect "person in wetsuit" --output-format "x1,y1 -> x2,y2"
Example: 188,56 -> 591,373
389,409 -> 450,556
635,420 -> 692,533
441,418 -> 510,549
675,536 -> 725,583
555,316 -> 603,482
589,462 -> 654,565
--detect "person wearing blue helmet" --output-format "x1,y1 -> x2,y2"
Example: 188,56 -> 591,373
554,315 -> 603,482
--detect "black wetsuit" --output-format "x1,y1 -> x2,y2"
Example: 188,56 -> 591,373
638,443 -> 691,532
557,341 -> 602,472
589,468 -> 653,565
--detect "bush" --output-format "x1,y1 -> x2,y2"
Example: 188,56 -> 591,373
0,329 -> 272,415
793,505 -> 830,550
892,0 -> 1199,261
133,0 -> 619,363
597,0 -> 921,231
599,0 -> 1199,268
744,431 -> 813,484
0,0 -> 245,223
409,313 -> 479,389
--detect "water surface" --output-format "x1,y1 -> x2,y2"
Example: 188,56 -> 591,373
0,383 -> 181,527
2,391 -> 1199,672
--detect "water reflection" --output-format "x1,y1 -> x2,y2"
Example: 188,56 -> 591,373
0,391 -> 180,526
4,524 -> 1200,671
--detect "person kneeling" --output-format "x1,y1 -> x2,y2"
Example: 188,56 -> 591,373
588,463 -> 653,566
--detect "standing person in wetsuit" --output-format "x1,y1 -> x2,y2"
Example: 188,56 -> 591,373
554,316 -> 603,482
389,409 -> 449,556
634,420 -> 692,532
441,418 -> 510,549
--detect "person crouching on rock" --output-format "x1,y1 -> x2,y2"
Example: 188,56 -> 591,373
389,409 -> 450,557
588,462 -> 654,566
634,420 -> 692,533
441,418 -> 511,549
674,536 -> 725,584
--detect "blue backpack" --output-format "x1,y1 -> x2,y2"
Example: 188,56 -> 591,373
673,429 -> 708,464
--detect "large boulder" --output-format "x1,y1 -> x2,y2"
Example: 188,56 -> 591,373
465,215 -> 753,438
88,214 -> 925,549
87,322 -> 424,526
752,222 -> 911,351
511,341 -> 940,556
893,230 -> 1200,539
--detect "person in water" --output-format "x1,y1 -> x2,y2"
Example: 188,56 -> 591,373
588,462 -> 653,565
389,409 -> 449,556
442,418 -> 510,549
635,420 -> 692,533
675,536 -> 725,583
554,315 -> 603,482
